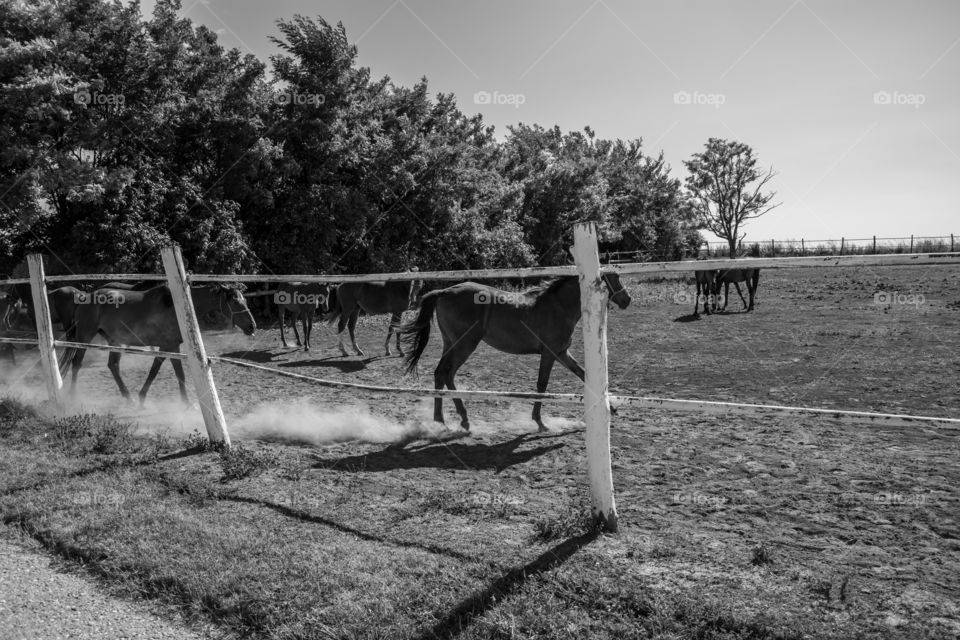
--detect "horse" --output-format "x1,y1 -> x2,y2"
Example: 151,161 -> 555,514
692,270 -> 718,316
275,282 -> 331,351
60,284 -> 255,403
327,277 -> 424,357
401,274 -> 631,431
714,268 -> 760,312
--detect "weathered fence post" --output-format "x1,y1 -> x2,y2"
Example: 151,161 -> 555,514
872,235 -> 877,254
952,234 -> 955,252
840,237 -> 845,255
910,235 -> 914,253
27,254 -> 64,406
161,245 -> 231,445
571,222 -> 618,533
801,238 -> 805,255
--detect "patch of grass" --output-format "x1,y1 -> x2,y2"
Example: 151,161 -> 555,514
751,543 -> 774,567
49,413 -> 137,454
219,443 -> 277,480
0,396 -> 37,425
531,509 -> 596,542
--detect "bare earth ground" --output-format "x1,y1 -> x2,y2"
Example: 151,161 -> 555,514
1,265 -> 959,638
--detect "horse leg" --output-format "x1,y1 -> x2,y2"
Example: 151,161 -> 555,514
385,312 -> 401,356
67,348 -> 86,396
348,308 -> 363,356
444,332 -> 483,430
734,282 -> 748,309
693,282 -> 701,316
171,359 -> 188,404
291,310 -> 303,347
336,311 -> 350,357
279,307 -> 289,348
722,282 -> 730,311
748,273 -> 759,311
106,351 -> 132,400
533,353 -> 556,431
302,312 -> 311,351
138,357 -> 165,405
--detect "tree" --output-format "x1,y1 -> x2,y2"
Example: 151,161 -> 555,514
684,138 -> 779,257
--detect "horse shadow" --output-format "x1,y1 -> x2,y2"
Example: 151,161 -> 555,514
313,433 -> 567,474
673,313 -> 702,323
219,349 -> 277,364
277,354 -> 390,372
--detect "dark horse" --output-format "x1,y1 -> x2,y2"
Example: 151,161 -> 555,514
401,274 -> 631,431
275,282 -> 331,351
715,268 -> 760,312
60,284 -> 256,403
327,278 -> 424,357
693,270 -> 718,316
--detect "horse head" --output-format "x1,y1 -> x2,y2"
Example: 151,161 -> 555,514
199,284 -> 256,336
601,272 -> 631,309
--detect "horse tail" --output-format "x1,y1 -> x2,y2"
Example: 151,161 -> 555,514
401,291 -> 440,376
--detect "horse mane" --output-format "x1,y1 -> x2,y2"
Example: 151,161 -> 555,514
523,275 -> 576,298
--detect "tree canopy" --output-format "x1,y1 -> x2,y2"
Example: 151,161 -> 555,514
0,0 -> 708,276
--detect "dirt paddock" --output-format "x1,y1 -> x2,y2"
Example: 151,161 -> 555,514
2,264 -> 959,637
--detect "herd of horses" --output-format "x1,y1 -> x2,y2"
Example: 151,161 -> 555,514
0,266 -> 759,430
691,268 -> 760,316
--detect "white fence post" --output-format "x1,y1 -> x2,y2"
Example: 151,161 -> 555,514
571,223 -> 618,532
161,245 -> 231,445
27,254 -> 64,407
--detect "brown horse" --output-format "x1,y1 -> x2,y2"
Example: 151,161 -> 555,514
401,274 -> 631,431
327,278 -> 424,357
275,282 -> 331,351
715,268 -> 760,312
60,284 -> 255,403
693,270 -> 718,316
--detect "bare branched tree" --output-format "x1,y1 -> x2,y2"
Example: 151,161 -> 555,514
684,138 -> 780,257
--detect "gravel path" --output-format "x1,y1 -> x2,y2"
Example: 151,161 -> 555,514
0,537 -> 219,640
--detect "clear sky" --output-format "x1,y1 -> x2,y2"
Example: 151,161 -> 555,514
140,0 -> 960,243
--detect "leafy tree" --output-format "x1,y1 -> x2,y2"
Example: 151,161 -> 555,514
684,138 -> 779,257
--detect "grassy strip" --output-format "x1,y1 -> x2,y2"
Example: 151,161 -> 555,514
0,397 -> 827,639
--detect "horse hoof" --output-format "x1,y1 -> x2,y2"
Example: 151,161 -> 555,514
355,349 -> 365,357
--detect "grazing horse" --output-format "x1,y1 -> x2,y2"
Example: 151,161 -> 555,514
692,270 -> 718,316
327,278 -> 424,357
401,274 -> 631,431
715,268 -> 760,312
275,282 -> 331,351
61,284 -> 255,403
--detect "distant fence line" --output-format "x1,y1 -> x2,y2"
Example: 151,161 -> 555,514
601,234 -> 957,263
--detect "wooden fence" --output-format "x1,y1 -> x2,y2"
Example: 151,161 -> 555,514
3,229 -> 960,532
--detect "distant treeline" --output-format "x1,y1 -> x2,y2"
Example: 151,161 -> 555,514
0,0 -> 702,277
